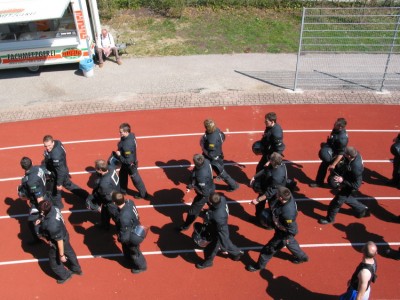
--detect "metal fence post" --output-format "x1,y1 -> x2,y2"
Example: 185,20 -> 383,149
294,7 -> 306,91
379,12 -> 400,92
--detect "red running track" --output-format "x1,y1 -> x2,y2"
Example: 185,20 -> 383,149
0,104 -> 399,299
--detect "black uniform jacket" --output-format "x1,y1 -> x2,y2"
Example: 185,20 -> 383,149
44,140 -> 69,186
22,165 -> 47,207
328,128 -> 348,156
255,163 -> 287,198
114,200 -> 140,245
191,159 -> 215,196
261,123 -> 285,155
40,206 -> 67,243
201,128 -> 224,160
206,196 -> 232,248
93,166 -> 120,204
335,154 -> 364,191
270,195 -> 298,237
118,133 -> 138,165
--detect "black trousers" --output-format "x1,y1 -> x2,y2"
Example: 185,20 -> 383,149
119,164 -> 147,197
48,233 -> 81,280
315,161 -> 331,185
256,154 -> 270,173
183,193 -> 209,227
326,187 -> 367,221
202,234 -> 241,266
256,231 -> 308,269
121,242 -> 147,271
209,158 -> 237,189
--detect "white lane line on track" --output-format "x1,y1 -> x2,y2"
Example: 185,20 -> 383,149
0,129 -> 398,151
0,160 -> 393,182
1,242 -> 399,266
1,197 -> 399,220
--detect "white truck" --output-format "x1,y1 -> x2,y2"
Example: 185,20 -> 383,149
0,0 -> 101,71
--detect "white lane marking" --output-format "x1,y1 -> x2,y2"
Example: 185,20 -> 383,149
0,160 -> 393,182
1,241 -> 399,266
0,129 -> 398,151
1,197 -> 399,220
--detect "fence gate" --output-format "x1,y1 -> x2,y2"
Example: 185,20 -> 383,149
294,7 -> 400,91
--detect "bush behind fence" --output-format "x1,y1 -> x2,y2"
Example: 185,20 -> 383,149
98,0 -> 400,18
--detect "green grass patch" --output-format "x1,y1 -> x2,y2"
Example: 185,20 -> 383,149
104,8 -> 302,56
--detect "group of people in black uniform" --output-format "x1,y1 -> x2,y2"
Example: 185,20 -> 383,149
17,114 -> 399,296
18,123 -> 148,284
245,113 -> 397,299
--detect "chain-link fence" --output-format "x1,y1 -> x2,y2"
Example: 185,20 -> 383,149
294,7 -> 400,91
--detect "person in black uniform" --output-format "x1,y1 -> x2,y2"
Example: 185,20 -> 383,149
115,123 -> 148,199
37,200 -> 82,284
319,146 -> 370,224
200,119 -> 239,192
246,186 -> 309,272
250,152 -> 289,221
43,135 -> 88,206
179,154 -> 215,231
256,112 -> 285,173
310,118 -> 349,188
112,192 -> 147,274
195,192 -> 243,269
86,159 -> 120,229
389,133 -> 400,189
19,156 -> 50,243
340,241 -> 377,300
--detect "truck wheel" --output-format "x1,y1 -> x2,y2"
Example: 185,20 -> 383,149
27,66 -> 40,72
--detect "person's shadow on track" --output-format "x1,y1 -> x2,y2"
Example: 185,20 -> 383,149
355,190 -> 399,223
362,167 -> 391,187
261,269 -> 338,300
293,190 -> 337,222
286,161 -> 314,185
75,224 -> 129,268
334,222 -> 398,260
224,160 -> 251,186
4,197 -> 53,278
67,166 -> 108,229
155,160 -> 191,186
150,188 -> 199,264
224,193 -> 262,226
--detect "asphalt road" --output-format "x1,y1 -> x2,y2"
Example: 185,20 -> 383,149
0,53 -> 398,123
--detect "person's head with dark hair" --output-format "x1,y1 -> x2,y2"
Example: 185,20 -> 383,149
38,200 -> 53,216
95,159 -> 108,173
119,123 -> 131,133
43,135 -> 55,152
208,192 -> 221,206
112,191 -> 125,206
204,119 -> 216,134
334,118 -> 347,130
43,135 -> 54,143
362,241 -> 377,259
269,152 -> 283,168
265,112 -> 277,128
276,186 -> 291,203
20,157 -> 33,171
344,146 -> 358,160
193,154 -> 205,168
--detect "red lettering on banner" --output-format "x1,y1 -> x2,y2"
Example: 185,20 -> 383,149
75,10 -> 87,40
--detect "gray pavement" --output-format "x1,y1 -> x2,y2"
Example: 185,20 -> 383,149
0,53 -> 399,123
